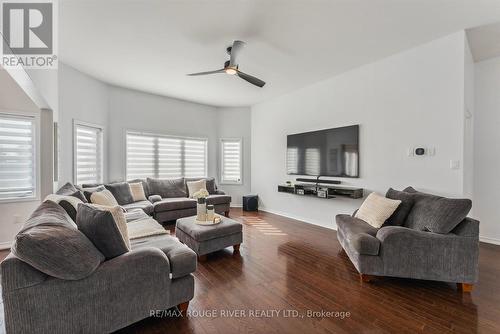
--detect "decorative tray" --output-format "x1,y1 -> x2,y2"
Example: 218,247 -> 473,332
195,214 -> 223,226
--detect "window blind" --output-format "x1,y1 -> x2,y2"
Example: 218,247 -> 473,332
0,114 -> 36,200
220,139 -> 242,184
126,131 -> 207,180
75,124 -> 103,185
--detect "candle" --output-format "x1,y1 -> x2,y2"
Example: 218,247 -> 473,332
207,204 -> 215,221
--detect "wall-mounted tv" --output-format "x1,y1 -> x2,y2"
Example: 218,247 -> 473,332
286,125 -> 359,178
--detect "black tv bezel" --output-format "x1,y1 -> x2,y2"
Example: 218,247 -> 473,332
286,124 -> 360,178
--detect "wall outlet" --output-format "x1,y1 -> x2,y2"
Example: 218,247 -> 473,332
450,160 -> 460,169
13,215 -> 23,224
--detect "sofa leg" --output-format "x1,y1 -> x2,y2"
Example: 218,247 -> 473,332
178,301 -> 189,316
457,283 -> 473,292
224,211 -> 230,217
233,244 -> 240,253
198,254 -> 208,262
359,274 -> 376,283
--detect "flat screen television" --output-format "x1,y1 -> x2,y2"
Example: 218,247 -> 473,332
286,125 -> 359,178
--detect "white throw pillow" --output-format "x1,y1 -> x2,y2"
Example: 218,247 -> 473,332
90,189 -> 119,207
187,179 -> 207,198
355,192 -> 402,228
129,182 -> 147,201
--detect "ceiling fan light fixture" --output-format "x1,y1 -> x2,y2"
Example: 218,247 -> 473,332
225,67 -> 237,75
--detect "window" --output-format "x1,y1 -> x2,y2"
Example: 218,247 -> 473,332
126,131 -> 207,180
74,122 -> 103,185
220,138 -> 242,184
0,113 -> 37,201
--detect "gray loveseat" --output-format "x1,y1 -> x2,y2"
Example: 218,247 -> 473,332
336,187 -> 479,291
82,177 -> 231,224
1,199 -> 197,333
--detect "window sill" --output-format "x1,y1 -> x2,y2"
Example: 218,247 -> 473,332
0,197 -> 39,205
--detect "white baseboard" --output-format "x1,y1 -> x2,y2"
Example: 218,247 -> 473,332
259,207 -> 500,246
0,241 -> 12,250
479,236 -> 500,245
230,204 -> 242,208
258,206 -> 337,231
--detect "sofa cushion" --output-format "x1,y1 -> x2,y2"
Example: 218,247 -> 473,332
82,185 -> 105,202
186,179 -> 206,198
355,192 -> 401,228
129,182 -> 147,202
384,188 -> 415,226
122,200 -> 154,215
131,234 -> 197,279
403,187 -> 472,234
206,194 -> 232,206
44,194 -> 84,222
336,214 -> 380,255
105,182 -> 134,205
90,189 -> 119,207
11,201 -> 104,280
153,197 -> 197,212
76,204 -> 131,260
185,177 -> 217,194
147,177 -> 187,198
55,182 -> 78,195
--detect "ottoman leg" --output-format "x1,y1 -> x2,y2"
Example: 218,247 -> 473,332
224,211 -> 230,217
198,254 -> 208,262
233,244 -> 240,253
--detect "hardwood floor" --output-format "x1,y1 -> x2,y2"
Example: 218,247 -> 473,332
2,208 -> 500,333
116,208 -> 500,334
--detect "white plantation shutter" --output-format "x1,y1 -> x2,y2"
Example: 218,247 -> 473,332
220,138 -> 242,184
0,114 -> 36,200
126,131 -> 207,180
74,123 -> 103,185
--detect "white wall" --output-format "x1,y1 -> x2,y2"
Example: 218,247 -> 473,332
216,107 -> 252,205
107,86 -> 218,182
58,63 -> 109,184
473,57 -> 500,245
251,32 -> 467,229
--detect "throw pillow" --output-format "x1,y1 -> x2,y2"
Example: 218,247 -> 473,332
44,194 -> 84,222
185,177 -> 217,194
148,194 -> 162,203
82,185 -> 105,202
90,189 -> 119,207
147,177 -> 187,198
129,182 -> 147,201
55,182 -> 78,195
402,187 -> 471,234
104,182 -> 134,205
187,179 -> 207,198
355,192 -> 402,228
70,190 -> 88,203
12,201 -> 104,280
76,204 -> 131,259
384,188 -> 415,226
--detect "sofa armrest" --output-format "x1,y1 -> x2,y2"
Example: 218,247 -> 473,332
148,195 -> 162,203
214,189 -> 226,195
376,226 -> 479,282
1,253 -> 48,291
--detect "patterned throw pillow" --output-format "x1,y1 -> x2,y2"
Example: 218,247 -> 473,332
355,192 -> 402,228
90,189 -> 119,207
129,182 -> 147,201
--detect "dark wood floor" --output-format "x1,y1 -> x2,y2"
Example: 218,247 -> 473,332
2,208 -> 500,333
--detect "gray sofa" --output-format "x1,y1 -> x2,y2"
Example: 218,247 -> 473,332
82,177 -> 231,224
336,187 -> 479,291
1,199 -> 197,333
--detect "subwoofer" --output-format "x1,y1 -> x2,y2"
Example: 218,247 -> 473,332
243,195 -> 258,211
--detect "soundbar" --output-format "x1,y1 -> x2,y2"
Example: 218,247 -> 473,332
295,178 -> 341,185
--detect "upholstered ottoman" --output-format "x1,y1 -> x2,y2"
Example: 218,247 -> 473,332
175,216 -> 242,261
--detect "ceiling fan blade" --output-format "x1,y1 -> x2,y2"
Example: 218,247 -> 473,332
187,69 -> 225,76
236,70 -> 266,87
229,40 -> 246,67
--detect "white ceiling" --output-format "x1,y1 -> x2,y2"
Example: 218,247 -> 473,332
467,22 -> 500,62
60,0 -> 500,107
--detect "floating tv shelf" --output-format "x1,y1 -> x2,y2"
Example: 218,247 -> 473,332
277,184 -> 364,199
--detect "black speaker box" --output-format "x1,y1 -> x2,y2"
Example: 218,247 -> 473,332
243,195 -> 258,211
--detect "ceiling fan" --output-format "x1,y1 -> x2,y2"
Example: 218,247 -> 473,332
187,40 -> 266,88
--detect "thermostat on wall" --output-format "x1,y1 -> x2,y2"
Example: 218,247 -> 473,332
407,147 -> 435,157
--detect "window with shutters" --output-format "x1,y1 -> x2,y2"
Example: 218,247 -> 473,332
220,138 -> 242,184
74,122 -> 103,185
126,131 -> 207,180
0,113 -> 37,201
